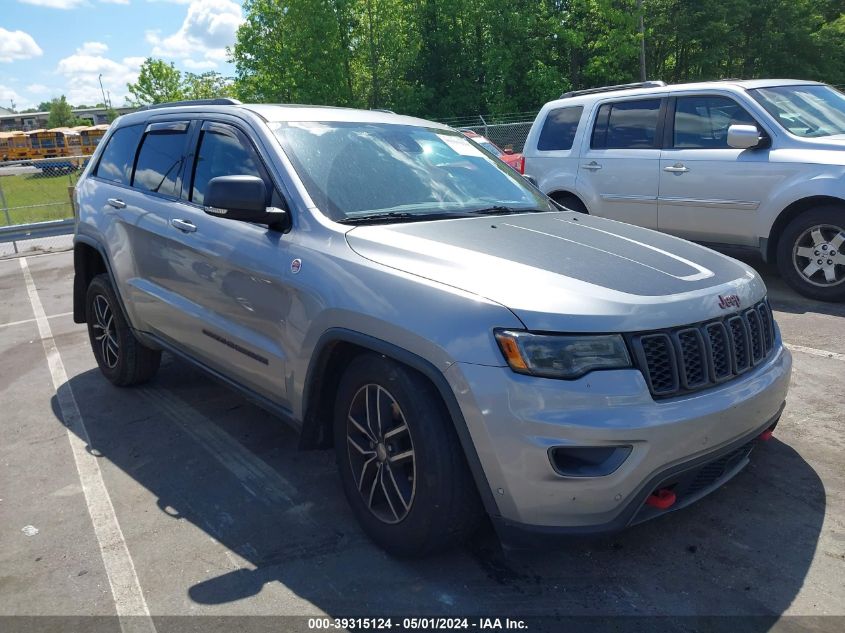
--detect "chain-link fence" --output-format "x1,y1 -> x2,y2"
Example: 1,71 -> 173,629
439,111 -> 539,152
0,156 -> 87,257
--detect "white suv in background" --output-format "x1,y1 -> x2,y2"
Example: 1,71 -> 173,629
523,79 -> 845,301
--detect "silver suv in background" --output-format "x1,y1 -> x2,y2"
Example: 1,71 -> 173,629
73,100 -> 791,555
523,79 -> 845,301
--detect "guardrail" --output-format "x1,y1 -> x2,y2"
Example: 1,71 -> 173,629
0,217 -> 75,243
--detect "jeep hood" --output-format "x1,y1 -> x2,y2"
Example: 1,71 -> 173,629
345,212 -> 766,332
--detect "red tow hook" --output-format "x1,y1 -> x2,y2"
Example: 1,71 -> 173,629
646,488 -> 676,510
759,429 -> 774,441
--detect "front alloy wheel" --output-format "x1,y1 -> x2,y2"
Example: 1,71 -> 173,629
792,224 -> 845,287
346,384 -> 416,524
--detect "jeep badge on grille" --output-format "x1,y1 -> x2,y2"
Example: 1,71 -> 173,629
718,294 -> 741,309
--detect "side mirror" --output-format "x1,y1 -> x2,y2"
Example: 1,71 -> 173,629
503,146 -> 514,155
727,124 -> 762,150
204,175 -> 287,228
522,174 -> 538,187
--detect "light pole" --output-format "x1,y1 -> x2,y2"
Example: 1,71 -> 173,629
98,74 -> 108,108
637,0 -> 646,81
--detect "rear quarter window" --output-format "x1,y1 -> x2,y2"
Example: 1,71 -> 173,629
94,125 -> 143,186
537,106 -> 583,151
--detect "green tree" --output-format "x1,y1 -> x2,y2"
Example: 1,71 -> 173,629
182,71 -> 236,100
46,96 -> 88,128
126,58 -> 184,105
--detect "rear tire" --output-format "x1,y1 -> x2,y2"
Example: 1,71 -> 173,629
776,206 -> 845,302
333,353 -> 482,557
85,273 -> 161,386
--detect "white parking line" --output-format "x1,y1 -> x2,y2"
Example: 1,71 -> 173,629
0,311 -> 73,330
785,343 -> 845,362
19,258 -> 156,633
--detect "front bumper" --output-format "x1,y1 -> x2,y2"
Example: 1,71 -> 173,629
445,338 -> 792,531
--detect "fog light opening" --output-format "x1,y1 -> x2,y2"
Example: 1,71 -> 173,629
549,445 -> 632,477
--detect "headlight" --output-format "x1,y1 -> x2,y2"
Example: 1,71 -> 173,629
495,330 -> 631,379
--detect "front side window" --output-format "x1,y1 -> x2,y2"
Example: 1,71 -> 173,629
132,125 -> 188,197
537,106 -> 583,151
673,96 -> 758,149
273,122 -> 552,223
750,84 -> 845,138
95,124 -> 143,186
591,99 -> 662,149
190,124 -> 266,206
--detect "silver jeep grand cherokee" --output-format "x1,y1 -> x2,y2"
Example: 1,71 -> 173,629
72,99 -> 792,556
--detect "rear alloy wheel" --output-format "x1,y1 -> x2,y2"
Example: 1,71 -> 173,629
334,354 -> 482,556
777,207 -> 845,301
86,273 -> 162,386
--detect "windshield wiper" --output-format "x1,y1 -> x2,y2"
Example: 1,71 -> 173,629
465,205 -> 548,216
338,211 -> 472,225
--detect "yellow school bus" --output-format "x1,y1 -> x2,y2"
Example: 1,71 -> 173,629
79,124 -> 109,155
0,131 -> 31,162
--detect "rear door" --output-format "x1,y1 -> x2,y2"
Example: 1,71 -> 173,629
84,121 -> 186,335
657,94 -> 786,246
576,97 -> 665,228
156,119 -> 293,404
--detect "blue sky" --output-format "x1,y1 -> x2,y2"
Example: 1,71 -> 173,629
1,0 -> 243,110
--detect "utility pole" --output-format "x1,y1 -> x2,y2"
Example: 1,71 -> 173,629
637,0 -> 646,81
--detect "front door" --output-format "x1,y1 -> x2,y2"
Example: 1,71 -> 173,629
157,120 -> 293,405
657,94 -> 788,246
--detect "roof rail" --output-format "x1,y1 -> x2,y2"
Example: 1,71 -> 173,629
559,81 -> 666,99
139,98 -> 242,111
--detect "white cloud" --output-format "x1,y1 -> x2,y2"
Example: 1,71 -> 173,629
100,0 -> 130,4
55,44 -> 145,106
181,58 -> 218,71
146,0 -> 242,68
0,28 -> 44,63
0,85 -> 27,110
25,83 -> 52,95
18,0 -> 85,8
78,41 -> 110,56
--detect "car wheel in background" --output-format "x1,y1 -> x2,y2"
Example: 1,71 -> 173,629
85,273 -> 162,386
777,206 -> 845,302
334,353 -> 482,557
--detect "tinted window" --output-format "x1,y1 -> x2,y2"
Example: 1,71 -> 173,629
591,99 -> 661,149
191,126 -> 266,205
132,127 -> 188,197
95,124 -> 143,186
538,106 -> 583,151
674,96 -> 758,148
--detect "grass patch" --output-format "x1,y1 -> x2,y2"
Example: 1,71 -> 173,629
0,170 -> 80,226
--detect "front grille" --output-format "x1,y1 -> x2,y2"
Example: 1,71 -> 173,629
629,299 -> 776,399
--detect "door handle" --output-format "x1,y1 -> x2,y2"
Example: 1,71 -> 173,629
664,163 -> 689,173
581,161 -> 602,171
170,218 -> 197,233
107,198 -> 126,209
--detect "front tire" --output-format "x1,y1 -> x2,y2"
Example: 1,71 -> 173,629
85,273 -> 161,386
334,354 -> 482,557
776,206 -> 845,301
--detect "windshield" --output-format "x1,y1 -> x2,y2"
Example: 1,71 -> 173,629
750,84 -> 845,138
273,122 -> 552,222
475,139 -> 503,156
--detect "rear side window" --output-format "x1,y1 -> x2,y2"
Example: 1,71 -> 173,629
673,96 -> 758,149
591,99 -> 662,149
537,106 -> 583,151
95,125 -> 143,186
190,124 -> 268,206
132,123 -> 189,197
